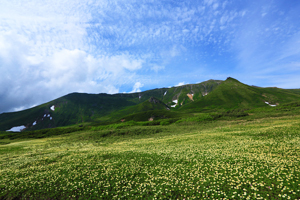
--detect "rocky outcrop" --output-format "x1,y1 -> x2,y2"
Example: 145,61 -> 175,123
149,97 -> 160,104
187,94 -> 194,101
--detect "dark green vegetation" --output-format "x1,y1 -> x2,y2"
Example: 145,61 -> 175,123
1,102 -> 300,199
1,78 -> 300,199
0,79 -> 223,131
180,78 -> 300,112
1,78 -> 300,132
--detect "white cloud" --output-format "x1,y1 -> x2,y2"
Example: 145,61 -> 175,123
0,35 -> 144,112
175,82 -> 185,87
204,0 -> 215,6
101,54 -> 143,72
0,0 -> 91,56
1,0 -> 300,113
213,3 -> 219,10
151,65 -> 165,73
240,10 -> 246,17
0,0 -> 156,112
220,15 -> 228,25
130,82 -> 144,93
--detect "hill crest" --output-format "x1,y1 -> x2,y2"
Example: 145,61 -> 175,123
1,78 -> 300,131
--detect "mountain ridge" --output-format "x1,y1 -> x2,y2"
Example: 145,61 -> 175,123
1,78 -> 300,132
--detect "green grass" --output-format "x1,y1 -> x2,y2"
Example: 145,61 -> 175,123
0,80 -> 223,131
105,97 -> 171,122
2,78 -> 300,132
1,78 -> 300,199
1,111 -> 300,199
180,78 -> 300,113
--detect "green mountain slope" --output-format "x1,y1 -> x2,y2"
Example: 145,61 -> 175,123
109,97 -> 169,118
0,93 -> 138,131
133,79 -> 222,107
106,97 -> 173,122
180,77 -> 300,112
0,80 -> 222,131
1,77 -> 300,132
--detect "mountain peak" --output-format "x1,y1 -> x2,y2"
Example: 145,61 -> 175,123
226,77 -> 239,82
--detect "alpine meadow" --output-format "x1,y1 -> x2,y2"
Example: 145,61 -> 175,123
2,0 -> 300,199
1,78 -> 300,199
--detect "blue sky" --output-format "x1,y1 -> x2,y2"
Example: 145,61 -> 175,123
1,0 -> 300,113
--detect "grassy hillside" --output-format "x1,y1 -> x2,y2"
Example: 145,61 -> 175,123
0,80 -> 223,131
0,105 -> 299,199
1,78 -> 300,132
180,77 -> 300,112
0,93 -> 138,131
159,79 -> 223,106
104,97 -> 171,122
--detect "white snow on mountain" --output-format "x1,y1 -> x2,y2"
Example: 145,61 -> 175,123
6,125 -> 26,132
171,99 -> 178,107
265,102 -> 277,106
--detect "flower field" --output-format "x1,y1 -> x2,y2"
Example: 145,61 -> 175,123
1,116 -> 300,199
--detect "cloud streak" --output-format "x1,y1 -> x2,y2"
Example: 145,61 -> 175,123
1,0 -> 300,113
0,33 -> 144,112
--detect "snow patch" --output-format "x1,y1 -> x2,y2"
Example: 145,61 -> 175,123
50,117 -> 52,120
265,102 -> 277,107
32,121 -> 37,126
6,125 -> 26,132
44,114 -> 47,117
50,105 -> 55,111
47,114 -> 50,117
171,99 -> 178,107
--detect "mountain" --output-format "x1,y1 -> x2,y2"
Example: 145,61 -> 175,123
108,97 -> 170,119
0,79 -> 222,131
180,77 -> 300,112
0,93 -> 137,131
1,78 -> 300,132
